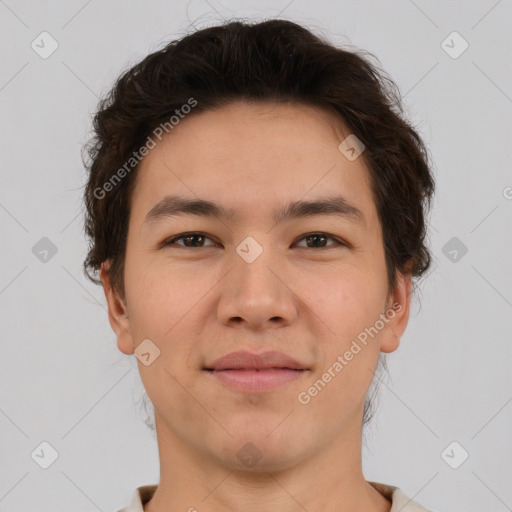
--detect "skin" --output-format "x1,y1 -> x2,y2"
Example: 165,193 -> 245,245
100,100 -> 412,512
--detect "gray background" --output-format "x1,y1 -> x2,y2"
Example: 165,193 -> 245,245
1,1 -> 511,511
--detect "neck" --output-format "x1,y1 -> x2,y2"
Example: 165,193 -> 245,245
144,411 -> 391,512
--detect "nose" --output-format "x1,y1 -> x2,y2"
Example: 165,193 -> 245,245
216,247 -> 299,331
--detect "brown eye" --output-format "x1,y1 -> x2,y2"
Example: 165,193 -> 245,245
162,231 -> 347,250
294,233 -> 346,249
164,232 -> 217,248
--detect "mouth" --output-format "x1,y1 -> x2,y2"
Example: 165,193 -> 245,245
203,350 -> 310,392
204,368 -> 307,392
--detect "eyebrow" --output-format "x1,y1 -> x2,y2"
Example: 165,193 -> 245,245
143,194 -> 367,229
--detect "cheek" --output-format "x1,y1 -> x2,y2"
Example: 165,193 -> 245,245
300,268 -> 387,400
299,263 -> 385,336
125,260 -> 212,376
304,277 -> 383,408
124,258 -> 182,341
125,265 -> 200,403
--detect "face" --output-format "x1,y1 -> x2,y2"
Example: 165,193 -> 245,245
101,100 -> 411,472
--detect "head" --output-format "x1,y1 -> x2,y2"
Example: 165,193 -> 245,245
83,19 -> 434,465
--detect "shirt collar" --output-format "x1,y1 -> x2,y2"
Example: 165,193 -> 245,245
122,481 -> 433,512
122,485 -> 157,512
368,481 -> 434,511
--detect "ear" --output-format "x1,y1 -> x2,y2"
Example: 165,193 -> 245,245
379,269 -> 412,354
99,260 -> 135,355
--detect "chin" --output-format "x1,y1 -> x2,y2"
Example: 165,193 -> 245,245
210,425 -> 305,473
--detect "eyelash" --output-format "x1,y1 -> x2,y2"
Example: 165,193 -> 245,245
162,232 -> 348,250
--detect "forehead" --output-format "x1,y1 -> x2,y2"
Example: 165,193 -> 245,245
131,100 -> 376,228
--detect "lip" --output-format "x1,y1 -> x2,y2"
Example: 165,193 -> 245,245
205,350 -> 307,371
204,350 -> 309,393
207,368 -> 306,392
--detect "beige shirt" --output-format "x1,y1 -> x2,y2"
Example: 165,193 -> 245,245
116,481 -> 435,511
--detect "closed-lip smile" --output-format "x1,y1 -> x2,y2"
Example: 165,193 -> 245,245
204,350 -> 309,392
205,350 -> 308,371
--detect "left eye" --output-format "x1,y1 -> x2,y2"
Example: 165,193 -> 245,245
162,232 -> 346,249
294,233 -> 345,249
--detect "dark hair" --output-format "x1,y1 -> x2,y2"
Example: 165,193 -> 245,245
82,18 -> 435,429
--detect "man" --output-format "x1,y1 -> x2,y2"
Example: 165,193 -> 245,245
83,19 -> 436,512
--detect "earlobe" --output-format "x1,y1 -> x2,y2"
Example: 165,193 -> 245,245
99,260 -> 135,355
380,270 -> 412,354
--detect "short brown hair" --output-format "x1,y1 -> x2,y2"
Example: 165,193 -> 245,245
82,19 -> 435,427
